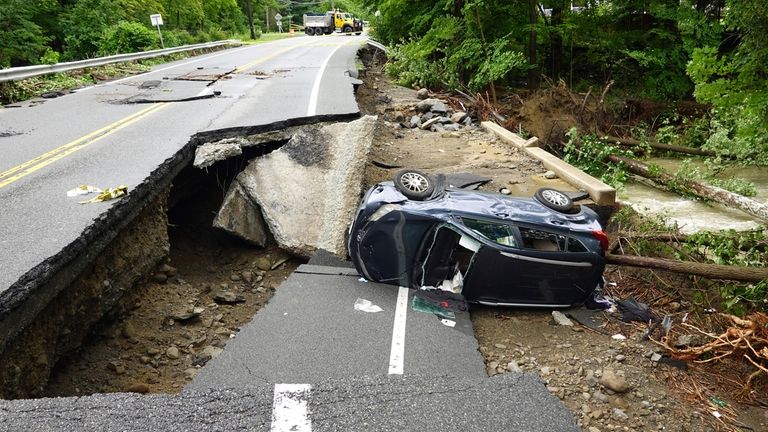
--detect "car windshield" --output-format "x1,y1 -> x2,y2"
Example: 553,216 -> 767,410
461,218 -> 517,247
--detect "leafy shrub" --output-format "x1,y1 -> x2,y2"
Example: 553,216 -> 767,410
99,21 -> 158,55
563,129 -> 638,188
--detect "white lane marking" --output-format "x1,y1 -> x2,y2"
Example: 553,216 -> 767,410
271,383 -> 312,432
388,286 -> 409,375
306,41 -> 350,116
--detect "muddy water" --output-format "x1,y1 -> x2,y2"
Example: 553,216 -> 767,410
620,158 -> 768,233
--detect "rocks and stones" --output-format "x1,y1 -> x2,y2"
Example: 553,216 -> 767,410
409,115 -> 422,128
121,322 -> 137,339
506,360 -> 522,373
213,291 -> 246,304
213,180 -> 268,247
126,383 -> 150,394
599,370 -> 629,393
106,361 -> 125,375
673,334 -> 699,348
170,308 -> 202,322
255,256 -> 272,271
450,111 -> 468,123
201,345 -> 223,359
416,88 -> 429,99
152,273 -> 168,283
416,98 -> 448,113
166,347 -> 180,360
420,117 -> 440,130
242,271 -> 254,283
193,139 -> 244,168
551,311 -> 574,326
544,170 -> 557,179
650,352 -> 662,362
221,116 -> 377,257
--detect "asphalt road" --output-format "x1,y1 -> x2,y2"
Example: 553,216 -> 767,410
0,34 -> 365,294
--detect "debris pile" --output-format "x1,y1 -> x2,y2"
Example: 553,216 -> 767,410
398,93 -> 474,132
655,312 -> 768,392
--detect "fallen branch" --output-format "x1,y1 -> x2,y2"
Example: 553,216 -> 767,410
605,253 -> 768,282
607,154 -> 768,222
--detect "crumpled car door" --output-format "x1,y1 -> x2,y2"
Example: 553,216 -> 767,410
462,246 -> 601,307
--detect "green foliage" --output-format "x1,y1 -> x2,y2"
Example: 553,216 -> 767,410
686,1 -> 768,165
62,0 -> 121,59
99,21 -> 158,55
563,128 -> 638,188
685,229 -> 768,314
0,0 -> 52,67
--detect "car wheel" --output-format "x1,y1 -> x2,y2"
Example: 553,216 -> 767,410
534,188 -> 573,212
394,169 -> 435,200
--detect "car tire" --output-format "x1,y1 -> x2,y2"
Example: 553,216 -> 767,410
305,28 -> 312,35
534,188 -> 573,212
394,169 -> 435,200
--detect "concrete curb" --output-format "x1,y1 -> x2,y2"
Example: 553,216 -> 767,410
482,121 -> 616,206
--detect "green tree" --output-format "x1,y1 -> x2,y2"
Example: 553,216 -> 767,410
687,1 -> 768,162
61,0 -> 121,59
160,0 -> 204,31
0,0 -> 53,67
99,20 -> 158,55
203,0 -> 247,34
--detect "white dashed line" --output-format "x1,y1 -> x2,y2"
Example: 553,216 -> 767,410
271,383 -> 312,432
388,286 -> 409,375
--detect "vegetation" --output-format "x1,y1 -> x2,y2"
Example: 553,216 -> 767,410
0,0 -> 368,68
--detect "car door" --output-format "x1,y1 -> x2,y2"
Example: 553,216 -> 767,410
462,224 -> 602,306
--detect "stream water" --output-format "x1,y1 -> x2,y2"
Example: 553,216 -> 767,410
619,158 -> 768,233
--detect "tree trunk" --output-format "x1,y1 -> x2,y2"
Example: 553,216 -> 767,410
607,155 -> 768,222
527,0 -> 539,91
605,136 -> 718,157
550,3 -> 563,80
245,0 -> 255,40
606,254 -> 768,282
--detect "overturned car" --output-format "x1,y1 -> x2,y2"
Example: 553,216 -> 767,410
348,170 -> 609,307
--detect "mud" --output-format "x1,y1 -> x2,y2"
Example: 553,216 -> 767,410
0,193 -> 169,399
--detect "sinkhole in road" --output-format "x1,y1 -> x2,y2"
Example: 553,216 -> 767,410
40,139 -> 304,398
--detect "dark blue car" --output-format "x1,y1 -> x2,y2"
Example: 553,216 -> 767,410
348,170 -> 608,307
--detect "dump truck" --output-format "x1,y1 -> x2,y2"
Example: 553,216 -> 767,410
303,10 -> 363,35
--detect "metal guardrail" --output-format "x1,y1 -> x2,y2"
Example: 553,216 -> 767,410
0,40 -> 242,83
366,39 -> 388,54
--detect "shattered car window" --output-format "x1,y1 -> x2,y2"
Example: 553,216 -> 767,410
519,227 -> 566,251
461,218 -> 518,247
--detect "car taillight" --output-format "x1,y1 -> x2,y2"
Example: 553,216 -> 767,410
592,230 -> 609,252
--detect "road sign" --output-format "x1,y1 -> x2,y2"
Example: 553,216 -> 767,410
274,13 -> 282,22
150,14 -> 165,49
150,14 -> 163,26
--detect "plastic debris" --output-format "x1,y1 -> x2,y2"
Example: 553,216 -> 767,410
616,298 -> 654,322
440,319 -> 456,328
358,277 -> 368,283
354,298 -> 383,313
711,411 -> 722,419
67,185 -> 102,197
611,334 -> 627,340
709,396 -> 727,408
411,296 -> 455,319
79,185 -> 128,204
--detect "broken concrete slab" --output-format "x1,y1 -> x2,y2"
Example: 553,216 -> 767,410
226,115 -> 377,257
416,98 -> 448,113
213,181 -> 268,246
194,139 -> 244,168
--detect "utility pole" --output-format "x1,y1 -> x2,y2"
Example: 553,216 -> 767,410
266,7 -> 269,33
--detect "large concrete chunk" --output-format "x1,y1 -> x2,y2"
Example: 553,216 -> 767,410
193,139 -> 244,168
213,181 -> 268,246
232,115 -> 377,257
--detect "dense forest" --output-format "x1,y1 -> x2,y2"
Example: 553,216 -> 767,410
363,0 -> 767,165
3,0 -> 765,165
0,0 -> 364,65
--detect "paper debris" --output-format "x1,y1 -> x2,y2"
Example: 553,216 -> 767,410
440,319 -> 456,328
79,185 -> 128,204
611,334 -> 627,340
354,298 -> 383,313
67,185 -> 102,197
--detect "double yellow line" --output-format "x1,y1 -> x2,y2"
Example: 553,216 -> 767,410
0,37 -> 357,190
0,103 -> 167,189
